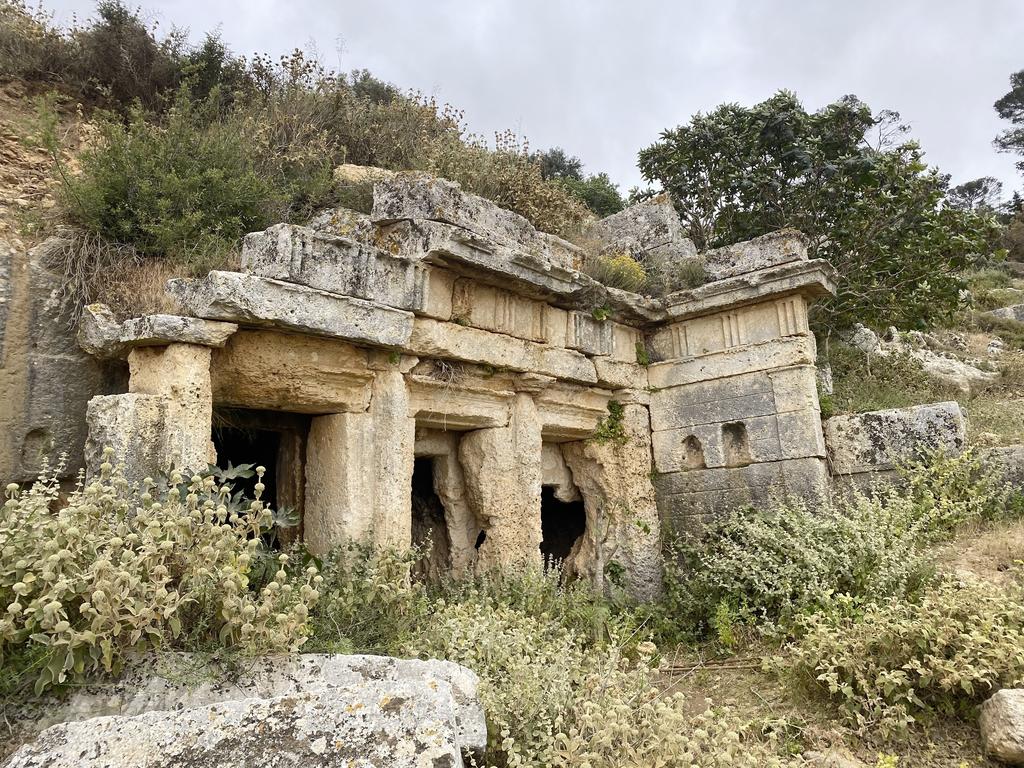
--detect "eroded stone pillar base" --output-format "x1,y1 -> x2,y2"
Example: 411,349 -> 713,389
460,393 -> 543,570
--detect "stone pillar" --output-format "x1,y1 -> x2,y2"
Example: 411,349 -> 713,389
127,343 -> 215,474
562,402 -> 663,600
459,393 -> 543,570
304,369 -> 415,555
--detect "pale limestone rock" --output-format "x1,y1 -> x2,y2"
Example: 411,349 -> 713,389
408,317 -> 597,384
241,223 -> 445,315
334,163 -> 396,185
451,278 -> 548,342
406,373 -> 513,431
824,401 -> 966,476
542,442 -> 582,502
84,394 -> 169,485
77,303 -> 122,357
535,383 -> 613,441
168,270 -> 414,348
460,393 -> 543,569
8,681 -> 468,768
585,194 -> 697,266
372,172 -> 583,271
370,369 -> 417,549
980,689 -> 1024,764
128,343 -> 215,473
702,229 -> 808,281
567,311 -> 613,356
211,330 -> 373,414
305,206 -> 376,241
562,404 -> 663,600
987,304 -> 1024,323
593,358 -> 649,390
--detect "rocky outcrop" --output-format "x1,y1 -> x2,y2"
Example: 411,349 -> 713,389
980,689 -> 1024,764
824,401 -> 967,477
986,304 -> 1024,323
7,653 -> 486,768
584,194 -> 697,266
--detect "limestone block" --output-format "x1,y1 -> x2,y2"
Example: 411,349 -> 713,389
0,237 -> 11,357
702,230 -> 807,281
85,394 -> 169,486
987,304 -> 1024,323
8,653 -> 485,762
211,330 -> 372,414
128,344 -> 214,473
823,401 -> 967,476
408,317 -> 597,384
593,357 -> 649,390
567,311 -> 613,356
372,172 -> 583,271
542,442 -> 581,502
7,679 -> 470,768
655,456 -> 830,525
406,375 -> 512,430
451,279 -> 547,341
650,371 -> 776,432
542,305 -> 569,346
77,303 -> 122,357
120,314 -> 237,348
535,383 -> 612,441
168,271 -> 414,348
610,322 -> 643,363
371,370 -> 416,549
459,393 -> 543,570
305,206 -> 376,241
242,223 -> 445,316
648,335 -> 816,389
305,412 -> 374,550
584,194 -> 697,265
562,404 -> 663,600
979,688 -> 1024,764
982,444 -> 1024,489
664,259 -> 837,322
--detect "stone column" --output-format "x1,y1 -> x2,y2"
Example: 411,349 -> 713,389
126,343 -> 215,475
304,368 -> 415,556
459,393 -> 543,570
562,401 -> 663,600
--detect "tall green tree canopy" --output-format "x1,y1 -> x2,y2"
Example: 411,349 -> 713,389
638,91 -> 999,331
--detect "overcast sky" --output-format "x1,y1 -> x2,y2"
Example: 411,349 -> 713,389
46,0 -> 1024,198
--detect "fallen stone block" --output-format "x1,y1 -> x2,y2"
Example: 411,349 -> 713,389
980,689 -> 1024,765
584,194 -> 697,265
7,679 -> 469,768
824,401 -> 967,476
168,270 -> 414,348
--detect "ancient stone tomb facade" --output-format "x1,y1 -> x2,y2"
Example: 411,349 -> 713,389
77,174 -> 836,599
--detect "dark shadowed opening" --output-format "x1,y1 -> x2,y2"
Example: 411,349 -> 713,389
212,408 -> 310,546
540,486 -> 586,567
411,457 -> 452,580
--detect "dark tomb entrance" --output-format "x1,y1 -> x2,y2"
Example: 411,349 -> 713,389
212,408 -> 310,547
411,457 -> 452,580
539,486 -> 586,567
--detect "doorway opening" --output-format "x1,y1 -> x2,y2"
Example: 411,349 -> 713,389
539,486 -> 586,568
212,408 -> 310,546
411,457 -> 452,580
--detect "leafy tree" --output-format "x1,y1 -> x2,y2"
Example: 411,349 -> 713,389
559,173 -> 625,218
995,69 -> 1024,170
533,147 -> 584,180
948,176 -> 1003,212
638,91 -> 1001,331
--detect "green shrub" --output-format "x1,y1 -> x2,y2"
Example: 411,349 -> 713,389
659,494 -> 931,638
585,251 -> 647,292
825,343 -> 954,414
0,1 -> 78,84
406,592 -> 792,767
784,577 -> 1024,736
0,456 -> 319,697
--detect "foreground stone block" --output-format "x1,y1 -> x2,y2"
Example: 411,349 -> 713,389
85,394 -> 169,485
824,401 -> 967,476
980,689 -> 1024,764
168,270 -> 414,348
9,653 -> 485,760
8,679 -> 474,768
